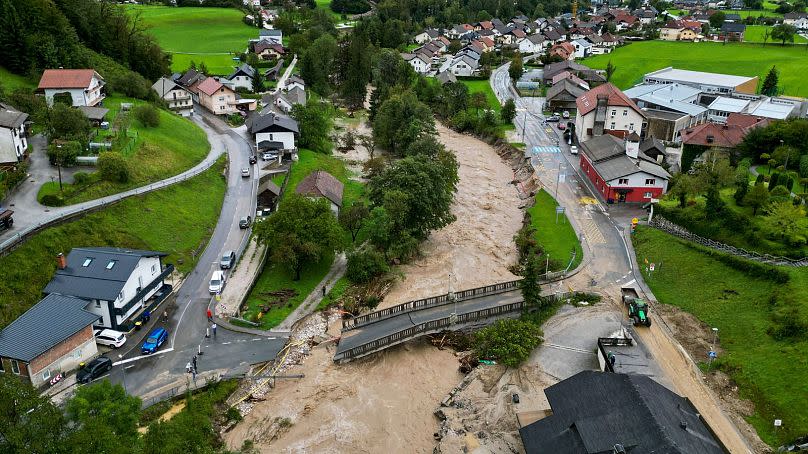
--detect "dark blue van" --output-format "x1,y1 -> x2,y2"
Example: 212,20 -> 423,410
141,327 -> 168,354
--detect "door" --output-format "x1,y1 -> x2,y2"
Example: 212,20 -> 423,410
618,192 -> 627,203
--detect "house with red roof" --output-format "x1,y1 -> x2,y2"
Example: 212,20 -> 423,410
575,83 -> 646,142
549,42 -> 576,60
192,77 -> 237,115
679,114 -> 767,153
38,69 -> 105,107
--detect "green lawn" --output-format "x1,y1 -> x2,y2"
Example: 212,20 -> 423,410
745,25 -> 808,43
460,79 -> 502,113
125,5 -> 256,74
726,7 -> 783,18
0,66 -> 36,90
38,96 -> 210,205
527,189 -> 583,272
0,157 -> 227,329
633,226 -> 808,447
315,0 -> 344,21
584,41 -> 808,96
242,149 -> 363,329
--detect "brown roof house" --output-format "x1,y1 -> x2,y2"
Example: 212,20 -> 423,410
575,83 -> 646,142
192,77 -> 237,115
38,69 -> 105,107
295,170 -> 344,215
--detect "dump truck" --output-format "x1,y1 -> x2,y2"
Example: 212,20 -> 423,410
621,286 -> 651,327
0,208 -> 13,232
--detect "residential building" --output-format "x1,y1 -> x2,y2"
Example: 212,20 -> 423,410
546,78 -> 588,113
253,41 -> 285,60
0,294 -> 100,388
295,170 -> 344,215
256,173 -> 282,212
402,52 -> 432,74
575,83 -> 647,141
436,71 -> 458,85
542,61 -> 605,86
258,29 -> 283,44
549,42 -> 576,60
572,39 -> 593,58
717,22 -> 746,41
660,20 -> 702,40
680,115 -> 768,153
43,248 -> 173,331
193,78 -> 237,115
38,69 -> 105,107
579,133 -> 670,203
262,86 -> 306,113
414,28 -> 440,44
643,67 -> 758,95
783,11 -> 808,26
284,75 -> 306,92
439,55 -> 479,77
151,77 -> 194,117
246,112 -> 299,159
226,64 -> 256,91
0,103 -> 28,166
519,371 -> 725,453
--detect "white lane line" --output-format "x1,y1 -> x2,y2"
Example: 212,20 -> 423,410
113,348 -> 175,366
616,225 -> 633,271
624,279 -> 636,287
251,338 -> 261,341
172,298 -> 193,347
222,341 -> 232,345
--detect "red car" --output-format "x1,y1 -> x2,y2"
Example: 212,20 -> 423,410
557,123 -> 566,130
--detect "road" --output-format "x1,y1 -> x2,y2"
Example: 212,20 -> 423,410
491,64 -> 753,453
100,109 -> 287,398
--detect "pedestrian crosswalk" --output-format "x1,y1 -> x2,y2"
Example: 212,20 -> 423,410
532,146 -> 561,154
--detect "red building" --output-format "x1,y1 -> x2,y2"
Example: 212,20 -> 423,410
579,133 -> 670,203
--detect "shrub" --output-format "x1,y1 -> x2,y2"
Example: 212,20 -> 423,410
40,193 -> 65,206
769,172 -> 780,189
72,171 -> 91,185
473,319 -> 543,368
98,152 -> 130,183
755,174 -> 765,185
346,249 -> 389,283
133,104 -> 160,128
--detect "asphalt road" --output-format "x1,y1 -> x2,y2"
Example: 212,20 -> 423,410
102,109 -> 287,398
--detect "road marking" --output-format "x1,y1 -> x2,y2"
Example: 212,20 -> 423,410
616,225 -> 633,271
222,342 -> 232,345
544,343 -> 594,355
125,365 -> 135,370
113,348 -> 175,366
251,338 -> 262,341
624,279 -> 636,287
172,299 -> 194,347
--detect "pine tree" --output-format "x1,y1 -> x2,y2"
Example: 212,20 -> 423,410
761,66 -> 779,96
0,0 -> 28,73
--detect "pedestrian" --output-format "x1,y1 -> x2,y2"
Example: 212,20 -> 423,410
143,309 -> 151,322
322,286 -> 326,297
163,310 -> 168,322
206,308 -> 212,321
186,362 -> 192,374
192,354 -> 198,371
211,323 -> 217,338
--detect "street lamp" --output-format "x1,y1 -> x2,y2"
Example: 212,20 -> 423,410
118,354 -> 127,394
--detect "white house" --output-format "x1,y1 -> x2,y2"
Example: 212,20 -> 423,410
440,55 -> 479,77
151,77 -> 194,117
0,103 -> 28,165
246,112 -> 300,159
226,63 -> 256,91
572,39 -> 593,59
258,29 -> 283,44
575,83 -> 647,142
38,69 -> 105,107
402,52 -> 431,74
262,86 -> 306,114
284,74 -> 306,92
414,29 -> 440,44
43,248 -> 173,331
518,34 -> 547,54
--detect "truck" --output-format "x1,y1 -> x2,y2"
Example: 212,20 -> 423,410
621,286 -> 651,327
0,208 -> 13,232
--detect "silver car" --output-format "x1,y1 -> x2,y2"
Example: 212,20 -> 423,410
220,250 -> 236,269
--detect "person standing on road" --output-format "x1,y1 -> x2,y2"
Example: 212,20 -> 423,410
163,310 -> 168,322
206,308 -> 212,321
211,323 -> 217,338
192,354 -> 198,371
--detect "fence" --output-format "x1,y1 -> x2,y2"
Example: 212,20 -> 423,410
649,216 -> 808,267
0,153 -> 222,255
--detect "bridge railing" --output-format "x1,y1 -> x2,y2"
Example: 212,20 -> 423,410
341,279 -> 522,332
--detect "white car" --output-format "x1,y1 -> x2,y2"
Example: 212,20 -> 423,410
241,167 -> 250,178
262,152 -> 278,161
570,145 -> 578,155
209,270 -> 226,294
94,329 -> 127,348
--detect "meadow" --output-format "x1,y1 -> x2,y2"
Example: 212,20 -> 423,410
527,189 -> 583,271
584,41 -> 808,96
745,25 -> 808,43
125,5 -> 257,74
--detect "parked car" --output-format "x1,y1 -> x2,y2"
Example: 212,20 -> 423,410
557,123 -> 566,130
220,250 -> 236,269
76,356 -> 112,384
93,329 -> 127,348
570,145 -> 578,155
249,155 -> 257,165
261,152 -> 278,161
209,270 -> 226,294
562,111 -> 570,119
239,216 -> 252,229
241,167 -> 250,178
546,115 -> 560,122
256,208 -> 272,217
141,327 -> 168,355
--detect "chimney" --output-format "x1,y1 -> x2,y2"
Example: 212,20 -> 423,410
56,253 -> 67,270
625,133 -> 640,159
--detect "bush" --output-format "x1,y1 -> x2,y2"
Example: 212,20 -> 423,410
40,193 -> 65,206
133,104 -> 160,128
755,174 -> 765,185
72,171 -> 91,185
473,319 -> 543,368
98,152 -> 130,183
346,249 -> 389,283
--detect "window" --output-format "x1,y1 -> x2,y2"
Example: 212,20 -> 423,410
629,123 -> 634,131
106,260 -> 116,270
269,133 -> 274,140
95,300 -> 101,308
610,122 -> 615,129
42,369 -> 51,381
118,291 -> 124,301
618,178 -> 629,185
623,109 -> 628,116
218,96 -> 225,101
82,258 -> 93,267
10,360 -> 19,375
645,178 -> 656,185
610,110 -> 616,116
644,192 -> 653,198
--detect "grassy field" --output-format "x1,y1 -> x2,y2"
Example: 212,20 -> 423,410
633,226 -> 808,447
242,149 -> 363,329
38,96 -> 210,205
460,79 -> 502,113
125,5 -> 256,74
0,157 -> 226,329
745,25 -> 808,43
527,189 -> 583,272
584,41 -> 808,96
0,66 -> 36,90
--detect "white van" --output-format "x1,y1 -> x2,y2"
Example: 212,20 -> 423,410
209,270 -> 226,294
94,329 -> 127,348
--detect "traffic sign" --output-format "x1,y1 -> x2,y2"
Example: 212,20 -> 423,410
631,217 -> 639,225
555,206 -> 566,214
774,419 -> 782,427
708,351 -> 717,358
649,263 -> 655,271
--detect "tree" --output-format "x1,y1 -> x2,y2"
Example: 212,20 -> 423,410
709,11 -> 726,29
704,184 -> 725,219
473,319 -> 543,367
765,201 -> 805,238
800,177 -> 808,192
0,373 -> 67,453
744,183 -> 770,215
372,91 -> 435,155
336,31 -> 373,110
605,60 -> 617,82
98,151 -> 131,183
300,33 -> 338,95
441,81 -> 469,117
252,68 -> 264,94
46,103 -> 91,141
65,381 -> 141,442
769,172 -> 781,190
508,52 -> 524,81
668,173 -> 699,208
501,98 -> 516,123
255,194 -> 345,280
762,26 -> 770,46
346,248 -> 389,283
339,201 -> 369,242
761,66 -> 779,96
773,144 -> 797,170
734,170 -> 750,204
405,134 -> 445,158
291,102 -> 333,154
133,104 -> 160,128
470,91 -> 488,115
771,23 -> 797,45
800,155 -> 808,178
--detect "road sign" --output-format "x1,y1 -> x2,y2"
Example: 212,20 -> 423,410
649,263 -> 655,271
650,198 -> 660,203
558,173 -> 566,183
631,217 -> 639,225
555,206 -> 566,214
708,351 -> 717,358
774,419 -> 782,427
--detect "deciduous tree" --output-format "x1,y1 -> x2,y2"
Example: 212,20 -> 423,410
339,201 -> 369,242
744,183 -> 770,215
501,98 -> 517,123
771,23 -> 797,45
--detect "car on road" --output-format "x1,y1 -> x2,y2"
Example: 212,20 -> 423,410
557,123 -> 566,130
262,152 -> 278,161
220,250 -> 236,269
94,329 -> 127,348
76,356 -> 112,384
562,111 -> 570,119
241,168 -> 250,178
570,145 -> 578,155
546,115 -> 560,122
249,155 -> 257,165
209,270 -> 226,294
239,216 -> 252,229
141,327 -> 168,355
